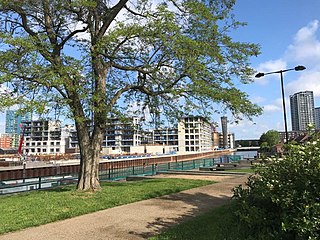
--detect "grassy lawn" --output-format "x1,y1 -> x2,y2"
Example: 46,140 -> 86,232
150,201 -> 247,240
224,168 -> 255,173
0,178 -> 213,235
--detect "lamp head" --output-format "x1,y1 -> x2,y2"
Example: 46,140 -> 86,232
255,72 -> 265,78
294,65 -> 306,71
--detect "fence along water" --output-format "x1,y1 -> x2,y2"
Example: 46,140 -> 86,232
0,158 -> 219,195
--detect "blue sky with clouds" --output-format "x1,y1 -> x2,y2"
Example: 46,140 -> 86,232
226,0 -> 320,139
1,1 -> 320,140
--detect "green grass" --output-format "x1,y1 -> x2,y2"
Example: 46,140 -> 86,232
150,201 -> 247,240
224,168 -> 255,173
0,178 -> 213,235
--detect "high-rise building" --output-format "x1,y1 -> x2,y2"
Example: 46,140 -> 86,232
290,91 -> 315,131
5,110 -> 32,147
315,107 -> 320,129
221,116 -> 228,148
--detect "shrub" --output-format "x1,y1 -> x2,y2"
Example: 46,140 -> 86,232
233,134 -> 320,239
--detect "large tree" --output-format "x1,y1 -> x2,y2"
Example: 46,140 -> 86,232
0,0 -> 262,191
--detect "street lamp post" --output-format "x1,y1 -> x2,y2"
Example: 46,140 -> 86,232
255,65 -> 306,143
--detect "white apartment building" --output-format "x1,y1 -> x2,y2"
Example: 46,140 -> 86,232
20,116 -> 233,156
218,132 -> 235,149
153,128 -> 178,146
103,117 -> 142,154
178,116 -> 213,153
22,120 -> 69,155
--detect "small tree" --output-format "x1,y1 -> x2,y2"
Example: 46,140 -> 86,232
259,130 -> 280,153
0,0 -> 262,191
233,133 -> 320,239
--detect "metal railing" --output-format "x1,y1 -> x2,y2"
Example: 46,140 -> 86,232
0,158 -> 217,195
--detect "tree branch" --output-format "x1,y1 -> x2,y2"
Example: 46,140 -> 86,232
97,0 -> 129,38
124,4 -> 149,18
110,62 -> 152,74
42,0 -> 57,45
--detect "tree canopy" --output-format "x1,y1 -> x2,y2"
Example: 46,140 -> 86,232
259,130 -> 280,152
0,0 -> 262,191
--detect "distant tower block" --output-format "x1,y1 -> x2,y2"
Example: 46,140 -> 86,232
221,116 -> 228,148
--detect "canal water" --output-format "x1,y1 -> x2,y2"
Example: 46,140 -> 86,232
234,150 -> 258,159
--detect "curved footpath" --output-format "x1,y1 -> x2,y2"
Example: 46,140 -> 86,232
0,174 -> 249,240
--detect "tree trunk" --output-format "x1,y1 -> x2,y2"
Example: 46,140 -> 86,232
76,142 -> 101,191
74,40 -> 107,191
75,121 -> 104,191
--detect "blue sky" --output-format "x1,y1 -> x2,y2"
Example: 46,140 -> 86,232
226,0 -> 320,139
1,1 -> 320,140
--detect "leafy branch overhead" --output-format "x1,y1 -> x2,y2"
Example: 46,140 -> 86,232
0,0 -> 261,122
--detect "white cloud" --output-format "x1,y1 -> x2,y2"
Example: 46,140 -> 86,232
263,104 -> 281,112
229,118 -> 276,139
283,20 -> 320,99
286,20 -> 320,64
286,71 -> 320,97
254,59 -> 287,85
250,96 -> 265,104
262,98 -> 283,113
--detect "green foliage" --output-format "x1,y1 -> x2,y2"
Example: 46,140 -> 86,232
259,130 -> 280,152
0,0 -> 262,122
233,133 -> 320,239
0,178 -> 213,234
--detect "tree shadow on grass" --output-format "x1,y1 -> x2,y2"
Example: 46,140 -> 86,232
128,191 -> 231,239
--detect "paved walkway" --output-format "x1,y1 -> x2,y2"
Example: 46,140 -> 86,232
0,174 -> 249,240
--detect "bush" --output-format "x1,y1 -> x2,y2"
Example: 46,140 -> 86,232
233,135 -> 320,239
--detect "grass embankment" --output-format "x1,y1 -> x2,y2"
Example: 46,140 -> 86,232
224,167 -> 255,173
150,201 -> 246,240
0,178 -> 213,235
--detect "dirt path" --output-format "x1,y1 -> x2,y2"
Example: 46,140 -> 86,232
0,174 -> 249,240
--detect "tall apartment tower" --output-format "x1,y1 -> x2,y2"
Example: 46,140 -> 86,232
5,110 -> 32,147
290,91 -> 315,131
220,116 -> 228,148
315,107 -> 320,129
5,110 -> 31,134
